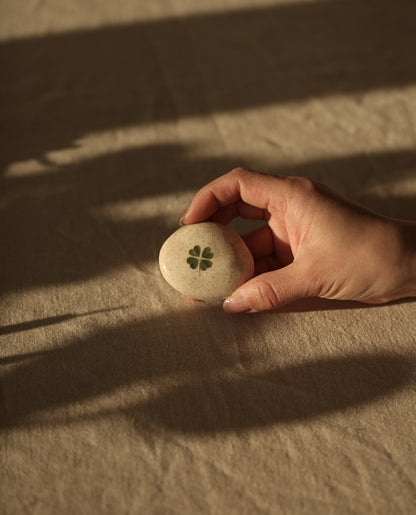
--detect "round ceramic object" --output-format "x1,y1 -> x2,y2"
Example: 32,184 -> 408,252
159,222 -> 254,301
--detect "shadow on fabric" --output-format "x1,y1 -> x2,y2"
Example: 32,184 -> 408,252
135,353 -> 414,434
1,143 -> 415,294
1,1 -> 416,436
0,305 -> 414,433
1,0 -> 416,169
1,0 -> 416,293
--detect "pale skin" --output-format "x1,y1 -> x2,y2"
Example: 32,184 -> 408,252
180,168 -> 416,313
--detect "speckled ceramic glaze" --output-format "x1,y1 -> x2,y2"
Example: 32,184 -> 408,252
159,222 -> 254,301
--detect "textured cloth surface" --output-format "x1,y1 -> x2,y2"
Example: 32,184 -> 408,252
1,1 -> 416,513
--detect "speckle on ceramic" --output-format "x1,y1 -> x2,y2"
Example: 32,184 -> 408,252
159,222 -> 254,301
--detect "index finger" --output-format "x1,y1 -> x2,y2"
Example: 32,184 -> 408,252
181,168 -> 284,225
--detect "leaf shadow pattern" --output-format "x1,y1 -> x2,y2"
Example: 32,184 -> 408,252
1,144 -> 415,295
1,0 -> 415,440
0,144 -> 236,293
1,0 -> 416,170
0,305 -> 414,434
133,354 -> 414,435
0,306 -> 240,430
0,306 -> 131,338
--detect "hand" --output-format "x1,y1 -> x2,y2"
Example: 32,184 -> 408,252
180,168 -> 416,313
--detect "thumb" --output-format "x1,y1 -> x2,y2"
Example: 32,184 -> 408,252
223,263 -> 311,313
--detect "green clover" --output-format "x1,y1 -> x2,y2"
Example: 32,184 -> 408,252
187,245 -> 214,274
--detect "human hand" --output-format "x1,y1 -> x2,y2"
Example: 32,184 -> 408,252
180,168 -> 416,313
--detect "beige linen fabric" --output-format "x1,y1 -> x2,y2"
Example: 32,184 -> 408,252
1,1 -> 416,513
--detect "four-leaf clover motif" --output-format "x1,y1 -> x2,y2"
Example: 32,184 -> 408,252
187,245 -> 214,274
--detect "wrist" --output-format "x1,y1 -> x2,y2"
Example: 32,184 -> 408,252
360,217 -> 416,304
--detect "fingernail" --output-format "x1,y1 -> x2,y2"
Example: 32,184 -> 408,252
223,293 -> 251,313
179,208 -> 188,226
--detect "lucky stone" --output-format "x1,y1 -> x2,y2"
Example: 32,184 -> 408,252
159,222 -> 255,301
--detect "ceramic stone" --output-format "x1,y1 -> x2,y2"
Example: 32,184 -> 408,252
159,222 -> 255,301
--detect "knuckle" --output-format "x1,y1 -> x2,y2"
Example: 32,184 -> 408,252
253,280 -> 281,310
298,176 -> 315,191
229,166 -> 251,178
287,175 -> 315,193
